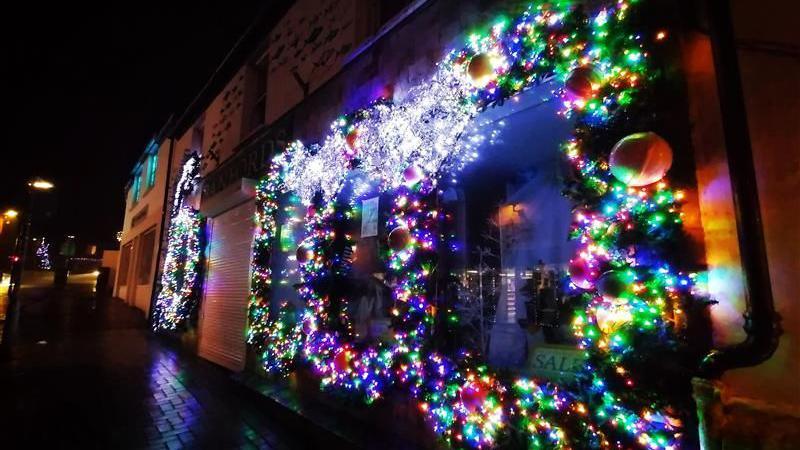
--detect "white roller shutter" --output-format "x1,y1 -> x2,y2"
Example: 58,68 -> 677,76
198,201 -> 255,371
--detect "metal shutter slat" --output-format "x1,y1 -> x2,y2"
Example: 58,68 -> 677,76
197,201 -> 255,371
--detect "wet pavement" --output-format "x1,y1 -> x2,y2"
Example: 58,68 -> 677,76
0,274 -> 305,449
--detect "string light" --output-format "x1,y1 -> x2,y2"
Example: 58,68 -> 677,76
245,1 -> 700,448
35,238 -> 51,270
153,154 -> 204,331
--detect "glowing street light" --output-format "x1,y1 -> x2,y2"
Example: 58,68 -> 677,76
3,209 -> 18,219
29,178 -> 55,191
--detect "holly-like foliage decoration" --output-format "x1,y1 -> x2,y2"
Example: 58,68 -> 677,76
247,1 -> 712,448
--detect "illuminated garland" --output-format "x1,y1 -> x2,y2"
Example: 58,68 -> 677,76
248,1 -> 705,448
153,154 -> 205,331
248,152 -> 305,372
300,180 -> 442,402
36,238 -> 52,270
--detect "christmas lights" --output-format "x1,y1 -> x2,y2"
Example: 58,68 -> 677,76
281,70 -> 478,206
247,152 -> 305,373
246,1 -> 705,448
153,154 -> 205,331
35,238 -> 51,270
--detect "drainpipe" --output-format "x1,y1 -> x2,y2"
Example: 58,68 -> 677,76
697,0 -> 781,379
147,119 -> 176,329
691,3 -> 782,447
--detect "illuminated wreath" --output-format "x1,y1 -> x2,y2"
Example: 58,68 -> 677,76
248,2 -> 707,448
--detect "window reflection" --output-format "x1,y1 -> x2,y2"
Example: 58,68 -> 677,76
441,91 -> 578,373
270,86 -> 582,378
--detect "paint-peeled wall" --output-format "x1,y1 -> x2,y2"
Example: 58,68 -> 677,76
264,0 -> 384,125
199,65 -> 267,177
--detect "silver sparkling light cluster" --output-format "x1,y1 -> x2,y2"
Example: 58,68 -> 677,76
283,66 -> 479,204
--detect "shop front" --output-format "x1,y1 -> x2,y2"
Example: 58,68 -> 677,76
150,0 -> 796,447
243,2 -> 710,447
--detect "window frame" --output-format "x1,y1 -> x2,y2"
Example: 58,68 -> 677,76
131,171 -> 143,205
146,152 -> 158,189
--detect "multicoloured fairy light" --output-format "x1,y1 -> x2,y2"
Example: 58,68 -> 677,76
246,1 -> 703,448
247,151 -> 306,373
153,154 -> 205,331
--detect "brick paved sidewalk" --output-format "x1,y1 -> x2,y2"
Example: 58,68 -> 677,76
0,280 -> 309,449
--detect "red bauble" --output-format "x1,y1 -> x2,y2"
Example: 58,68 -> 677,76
565,65 -> 600,99
388,227 -> 412,251
333,350 -> 350,372
402,165 -> 424,186
467,53 -> 494,88
296,245 -> 314,263
596,270 -> 627,300
569,258 -> 598,290
609,132 -> 673,187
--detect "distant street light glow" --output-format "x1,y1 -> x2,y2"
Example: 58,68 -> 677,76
29,179 -> 55,190
3,209 -> 19,219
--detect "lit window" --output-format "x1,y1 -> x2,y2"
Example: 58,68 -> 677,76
146,152 -> 158,188
132,172 -> 142,203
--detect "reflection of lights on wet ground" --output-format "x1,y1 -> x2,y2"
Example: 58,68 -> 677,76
144,349 -> 290,447
67,271 -> 101,285
148,351 -> 200,435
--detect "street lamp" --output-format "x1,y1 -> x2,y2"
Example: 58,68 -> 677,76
1,209 -> 18,236
9,178 -> 56,290
29,178 -> 55,191
2,178 -> 56,357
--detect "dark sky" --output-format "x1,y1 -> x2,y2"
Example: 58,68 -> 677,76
3,2 -> 265,249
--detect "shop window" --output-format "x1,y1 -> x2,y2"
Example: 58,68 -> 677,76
269,86 -> 580,376
442,97 -> 577,370
267,195 -> 305,312
270,188 -> 395,343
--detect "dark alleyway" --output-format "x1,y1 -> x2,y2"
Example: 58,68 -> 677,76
0,275 -> 306,449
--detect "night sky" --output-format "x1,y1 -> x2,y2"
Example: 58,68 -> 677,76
3,2 -> 265,250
